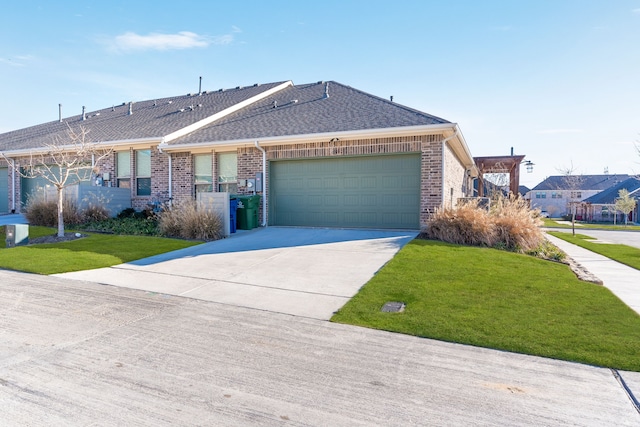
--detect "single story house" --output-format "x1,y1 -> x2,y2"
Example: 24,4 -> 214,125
580,177 -> 640,223
1,80 -> 478,229
525,174 -> 632,218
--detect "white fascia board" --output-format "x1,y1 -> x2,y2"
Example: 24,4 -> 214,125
447,124 -> 478,174
0,137 -> 163,157
159,123 -> 459,152
162,81 -> 293,144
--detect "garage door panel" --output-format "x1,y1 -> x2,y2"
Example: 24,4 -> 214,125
270,154 -> 420,229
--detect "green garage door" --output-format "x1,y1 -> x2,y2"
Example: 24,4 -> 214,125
270,154 -> 421,229
0,167 -> 8,213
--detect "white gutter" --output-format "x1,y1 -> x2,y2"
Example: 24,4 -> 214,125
0,137 -> 162,158
255,140 -> 267,227
158,123 -> 459,153
162,81 -> 293,144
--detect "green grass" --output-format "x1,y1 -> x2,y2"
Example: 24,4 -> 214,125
549,231 -> 640,271
0,225 -> 200,275
332,239 -> 640,371
543,218 -> 640,231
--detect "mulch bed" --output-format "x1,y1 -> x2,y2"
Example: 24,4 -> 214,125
28,232 -> 87,245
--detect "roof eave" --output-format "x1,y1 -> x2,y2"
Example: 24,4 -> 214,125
159,122 -> 461,151
0,137 -> 164,157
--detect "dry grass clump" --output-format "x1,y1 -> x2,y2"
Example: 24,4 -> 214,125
24,195 -> 83,226
425,194 -> 544,253
157,200 -> 224,241
426,201 -> 494,246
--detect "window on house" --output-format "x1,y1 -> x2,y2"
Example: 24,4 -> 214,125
194,154 -> 213,193
218,152 -> 237,193
536,192 -> 546,199
136,149 -> 151,196
116,151 -> 131,188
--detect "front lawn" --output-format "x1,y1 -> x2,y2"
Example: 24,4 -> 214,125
332,239 -> 640,371
0,226 -> 200,275
548,231 -> 640,271
543,218 -> 640,231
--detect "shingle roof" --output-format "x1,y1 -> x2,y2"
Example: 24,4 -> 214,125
168,81 -> 449,145
532,174 -> 632,191
0,82 -> 287,151
582,177 -> 640,204
0,80 -> 451,153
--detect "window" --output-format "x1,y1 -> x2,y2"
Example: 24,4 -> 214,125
218,152 -> 237,193
116,151 -> 131,188
552,192 -> 562,199
194,154 -> 213,193
136,149 -> 151,196
536,192 -> 546,199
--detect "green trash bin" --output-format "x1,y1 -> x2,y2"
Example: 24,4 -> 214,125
236,195 -> 261,230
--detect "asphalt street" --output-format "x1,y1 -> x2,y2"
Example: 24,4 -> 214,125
1,270 -> 639,426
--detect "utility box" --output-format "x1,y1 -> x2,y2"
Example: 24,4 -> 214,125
6,224 -> 29,247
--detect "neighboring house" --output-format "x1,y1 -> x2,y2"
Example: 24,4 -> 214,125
581,177 -> 640,223
0,80 -> 478,230
525,174 -> 632,218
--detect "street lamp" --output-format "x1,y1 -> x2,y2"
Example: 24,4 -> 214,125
524,160 -> 534,173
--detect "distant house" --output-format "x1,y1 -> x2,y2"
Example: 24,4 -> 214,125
525,174 -> 632,218
0,80 -> 479,229
581,177 -> 640,223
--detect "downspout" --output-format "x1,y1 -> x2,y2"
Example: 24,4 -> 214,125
157,144 -> 172,201
11,159 -> 16,213
440,129 -> 459,208
254,140 -> 267,227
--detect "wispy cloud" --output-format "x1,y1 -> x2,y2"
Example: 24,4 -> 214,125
0,54 -> 34,67
107,31 -> 231,53
490,25 -> 513,32
537,129 -> 584,135
633,8 -> 640,14
231,25 -> 242,33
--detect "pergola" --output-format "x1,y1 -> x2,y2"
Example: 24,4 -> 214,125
473,155 -> 526,197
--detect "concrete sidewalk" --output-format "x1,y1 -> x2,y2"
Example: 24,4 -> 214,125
57,227 -> 417,320
545,233 -> 640,315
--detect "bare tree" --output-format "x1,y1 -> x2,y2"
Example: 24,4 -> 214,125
556,162 -> 585,236
1,125 -> 112,237
614,189 -> 636,226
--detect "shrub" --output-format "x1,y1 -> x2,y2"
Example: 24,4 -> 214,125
80,217 -> 159,235
24,194 -> 83,227
424,194 -> 544,254
425,201 -> 495,247
81,193 -> 111,223
157,200 -> 224,241
490,194 -> 544,252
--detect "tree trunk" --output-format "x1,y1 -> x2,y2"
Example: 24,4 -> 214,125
57,187 -> 64,237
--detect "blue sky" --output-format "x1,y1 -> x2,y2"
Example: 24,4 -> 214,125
1,0 -> 639,187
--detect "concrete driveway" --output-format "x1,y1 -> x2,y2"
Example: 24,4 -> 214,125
1,270 -> 639,425
57,227 -> 417,320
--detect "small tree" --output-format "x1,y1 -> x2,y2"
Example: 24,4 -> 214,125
556,162 -> 585,236
614,189 -> 636,226
1,125 -> 112,237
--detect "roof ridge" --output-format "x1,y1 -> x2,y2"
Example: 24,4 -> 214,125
322,81 -> 450,124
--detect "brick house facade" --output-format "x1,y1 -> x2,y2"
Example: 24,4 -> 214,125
1,80 -> 477,229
